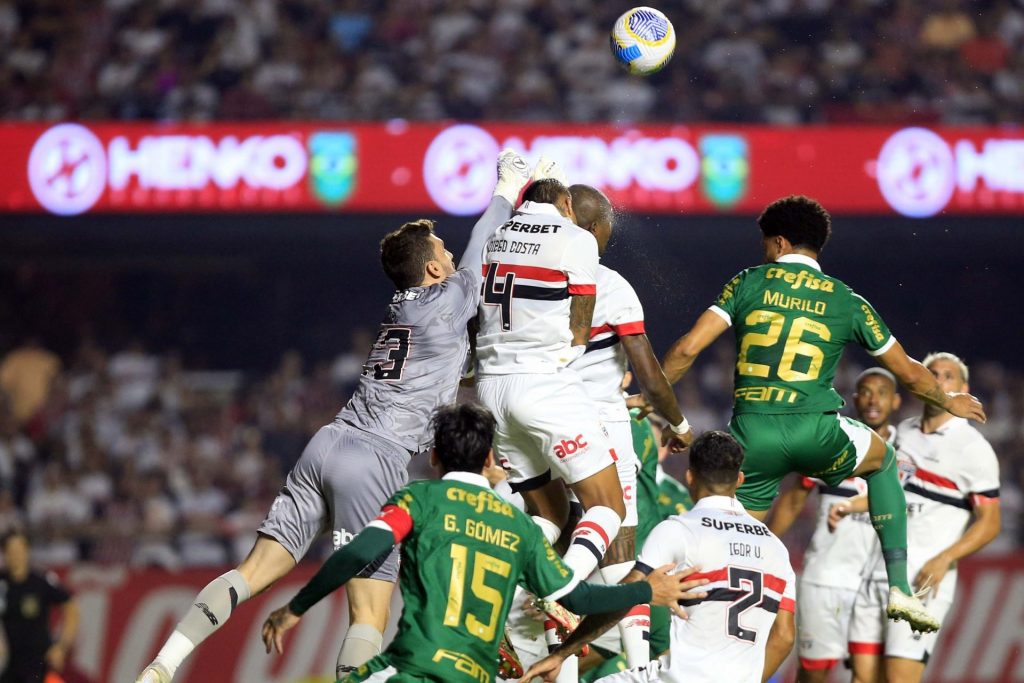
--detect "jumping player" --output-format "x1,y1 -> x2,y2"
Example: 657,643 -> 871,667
136,151 -> 534,683
841,353 -> 1000,683
660,195 -> 986,632
568,183 -> 693,666
475,178 -> 626,581
260,404 -> 710,683
768,368 -> 899,681
520,431 -> 797,683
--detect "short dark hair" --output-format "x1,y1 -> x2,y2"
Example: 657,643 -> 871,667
758,195 -> 832,253
523,178 -> 569,206
380,219 -> 437,290
431,403 -> 496,473
568,184 -> 612,228
689,430 -> 744,487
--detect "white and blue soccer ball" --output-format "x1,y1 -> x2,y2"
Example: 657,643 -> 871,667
610,6 -> 676,76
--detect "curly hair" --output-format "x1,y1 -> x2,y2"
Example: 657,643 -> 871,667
758,195 -> 832,253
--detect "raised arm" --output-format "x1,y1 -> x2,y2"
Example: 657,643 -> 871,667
663,310 -> 731,385
876,341 -> 986,422
620,333 -> 691,448
458,150 -> 529,275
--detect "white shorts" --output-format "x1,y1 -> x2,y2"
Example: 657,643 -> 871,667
504,586 -> 549,672
606,420 -> 639,527
796,581 -> 858,669
848,578 -> 952,663
476,370 -> 617,489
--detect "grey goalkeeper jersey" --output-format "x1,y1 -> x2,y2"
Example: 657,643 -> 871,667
336,268 -> 480,453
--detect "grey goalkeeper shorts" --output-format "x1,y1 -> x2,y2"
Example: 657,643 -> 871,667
258,421 -> 411,581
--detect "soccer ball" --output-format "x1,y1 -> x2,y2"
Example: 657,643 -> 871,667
610,7 -> 676,76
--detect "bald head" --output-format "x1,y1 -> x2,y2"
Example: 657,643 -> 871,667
569,184 -> 614,255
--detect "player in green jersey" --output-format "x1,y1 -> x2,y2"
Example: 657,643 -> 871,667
661,195 -> 986,633
261,404 -> 708,683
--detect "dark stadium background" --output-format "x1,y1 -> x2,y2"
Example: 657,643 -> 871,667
2,0 -> 1023,681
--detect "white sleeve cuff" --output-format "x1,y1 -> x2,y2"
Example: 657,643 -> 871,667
542,572 -> 582,603
708,305 -> 732,326
868,336 -> 897,357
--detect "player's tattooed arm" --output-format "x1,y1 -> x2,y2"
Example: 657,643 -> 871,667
600,526 -> 637,566
877,342 -> 986,422
569,294 -> 596,347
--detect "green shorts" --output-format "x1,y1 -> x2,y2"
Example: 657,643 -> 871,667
729,412 -> 874,511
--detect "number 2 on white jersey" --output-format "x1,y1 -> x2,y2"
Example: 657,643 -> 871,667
727,566 -> 763,643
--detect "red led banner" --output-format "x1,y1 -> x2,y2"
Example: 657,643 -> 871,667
1,122 -> 1022,217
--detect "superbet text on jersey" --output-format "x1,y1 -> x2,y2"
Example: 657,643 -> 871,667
631,497 -> 796,683
475,201 -> 598,374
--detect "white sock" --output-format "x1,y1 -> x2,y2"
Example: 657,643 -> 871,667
620,604 -> 651,667
155,570 -> 251,675
563,506 -> 622,579
532,515 -> 563,546
598,559 -> 650,668
337,623 -> 384,675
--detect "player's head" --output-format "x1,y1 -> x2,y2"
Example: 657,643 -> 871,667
854,368 -> 901,431
523,178 -> 576,224
1,529 -> 30,577
380,219 -> 455,290
922,352 -> 970,416
685,430 -> 745,498
757,195 -> 832,263
569,184 -> 614,256
429,403 -> 497,474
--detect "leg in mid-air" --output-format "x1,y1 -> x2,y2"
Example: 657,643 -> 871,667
136,535 -> 294,683
138,423 -> 409,682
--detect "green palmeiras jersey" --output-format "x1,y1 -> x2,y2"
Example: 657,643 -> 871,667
631,409 -> 692,546
369,473 -> 578,683
710,253 -> 894,415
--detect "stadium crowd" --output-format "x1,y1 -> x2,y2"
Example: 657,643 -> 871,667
2,0 -> 1023,124
0,334 -> 1021,570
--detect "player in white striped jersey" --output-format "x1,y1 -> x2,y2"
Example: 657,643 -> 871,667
838,353 -> 1001,683
476,178 -> 626,580
567,184 -> 692,669
522,431 -> 796,683
768,368 -> 899,681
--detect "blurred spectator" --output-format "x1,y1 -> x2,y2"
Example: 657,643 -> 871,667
0,339 -> 60,426
0,0 -> 1021,123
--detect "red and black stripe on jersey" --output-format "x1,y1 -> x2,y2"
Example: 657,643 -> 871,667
905,465 -> 1000,510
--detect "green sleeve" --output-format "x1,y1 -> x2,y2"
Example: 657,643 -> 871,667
519,524 -> 576,601
850,292 -> 894,355
559,580 -> 652,615
629,410 -> 657,468
710,270 -> 747,322
288,526 -> 396,615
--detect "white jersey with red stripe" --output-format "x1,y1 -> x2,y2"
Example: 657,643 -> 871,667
800,475 -> 875,589
572,265 -> 645,423
476,201 -> 598,375
801,427 -> 894,589
635,495 -> 796,683
865,416 -> 1000,599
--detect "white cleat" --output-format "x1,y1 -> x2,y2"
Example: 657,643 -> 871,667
886,586 -> 941,633
493,148 -> 532,205
530,155 -> 567,185
136,662 -> 172,683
